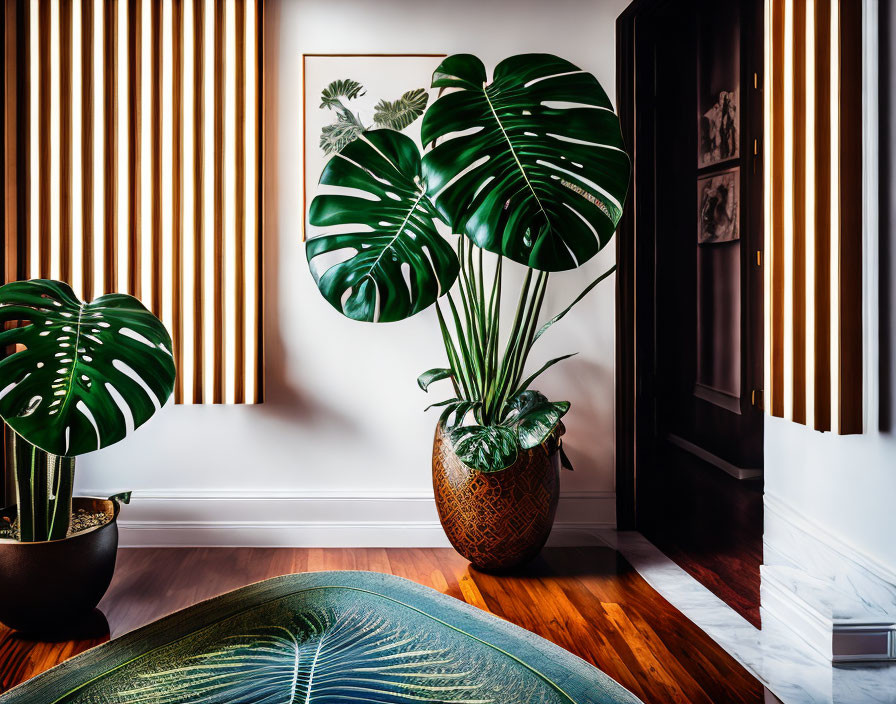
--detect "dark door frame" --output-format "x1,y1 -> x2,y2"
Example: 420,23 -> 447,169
615,0 -> 765,529
615,0 -> 658,529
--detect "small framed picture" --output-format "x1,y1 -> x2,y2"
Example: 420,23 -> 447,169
696,1 -> 740,168
301,53 -> 446,240
697,167 -> 740,244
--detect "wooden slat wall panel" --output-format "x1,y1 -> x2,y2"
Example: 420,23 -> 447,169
765,0 -> 863,434
4,0 -> 263,405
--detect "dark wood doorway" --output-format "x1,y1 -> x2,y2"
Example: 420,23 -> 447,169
615,0 -> 765,626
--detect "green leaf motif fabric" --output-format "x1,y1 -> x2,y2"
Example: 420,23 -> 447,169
0,573 -> 644,704
421,53 -> 630,272
307,129 -> 459,323
0,279 -> 175,457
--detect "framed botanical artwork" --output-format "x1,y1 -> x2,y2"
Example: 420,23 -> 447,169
696,1 -> 740,168
697,167 -> 739,244
301,53 -> 446,240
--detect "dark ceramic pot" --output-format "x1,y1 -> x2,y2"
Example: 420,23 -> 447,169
0,497 -> 120,633
432,423 -> 562,571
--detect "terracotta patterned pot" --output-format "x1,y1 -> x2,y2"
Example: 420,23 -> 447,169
432,422 -> 562,571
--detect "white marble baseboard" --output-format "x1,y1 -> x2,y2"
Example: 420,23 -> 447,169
598,529 -> 896,704
763,493 -> 896,662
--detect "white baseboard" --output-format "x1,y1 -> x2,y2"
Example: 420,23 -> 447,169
763,493 -> 896,662
82,490 -> 616,548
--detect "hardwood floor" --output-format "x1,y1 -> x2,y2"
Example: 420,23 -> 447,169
640,443 -> 765,628
0,547 -> 763,703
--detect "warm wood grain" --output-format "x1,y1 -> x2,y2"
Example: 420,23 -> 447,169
0,547 -> 763,703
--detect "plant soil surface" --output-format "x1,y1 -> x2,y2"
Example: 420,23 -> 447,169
0,508 -> 112,541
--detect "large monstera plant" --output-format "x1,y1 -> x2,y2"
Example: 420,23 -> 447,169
0,280 -> 175,541
306,53 -> 629,472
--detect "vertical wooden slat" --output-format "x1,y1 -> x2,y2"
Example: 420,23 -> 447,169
150,0 -> 161,317
172,0 -> 183,403
127,0 -> 141,297
790,0 -> 806,424
5,0 -> 263,405
192,0 -> 205,403
102,0 -> 116,293
213,0 -> 224,404
255,0 -> 263,403
1,0 -> 5,290
769,0 -> 785,419
234,0 -> 245,404
59,0 -> 72,284
38,0 -> 51,279
813,0 -> 832,431
81,0 -> 94,298
3,1 -> 28,286
837,0 -> 862,433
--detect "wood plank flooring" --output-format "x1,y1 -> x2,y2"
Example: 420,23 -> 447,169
0,547 -> 763,703
640,443 -> 764,627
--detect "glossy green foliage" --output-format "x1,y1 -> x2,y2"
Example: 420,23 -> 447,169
421,54 -> 630,271
504,390 -> 569,450
450,424 -> 519,472
417,367 -> 452,391
307,130 -> 459,323
305,54 -> 629,473
436,390 -> 568,472
0,279 -> 175,457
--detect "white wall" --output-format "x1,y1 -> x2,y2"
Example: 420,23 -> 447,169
764,0 -> 896,574
75,0 -> 630,545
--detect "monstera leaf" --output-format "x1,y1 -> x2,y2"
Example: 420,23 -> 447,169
421,53 -> 630,272
0,279 -> 175,456
307,129 -> 459,322
503,390 -> 569,450
373,88 -> 429,130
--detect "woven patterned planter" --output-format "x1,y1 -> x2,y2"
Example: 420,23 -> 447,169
432,423 -> 562,571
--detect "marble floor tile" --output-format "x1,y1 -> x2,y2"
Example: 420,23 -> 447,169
596,529 -> 896,704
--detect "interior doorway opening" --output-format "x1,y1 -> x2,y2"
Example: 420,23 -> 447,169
615,0 -> 765,627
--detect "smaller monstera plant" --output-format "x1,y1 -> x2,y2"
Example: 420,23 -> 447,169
0,280 -> 175,542
306,54 -> 630,473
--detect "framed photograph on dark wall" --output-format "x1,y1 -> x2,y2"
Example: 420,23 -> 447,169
697,167 -> 739,244
696,0 -> 740,168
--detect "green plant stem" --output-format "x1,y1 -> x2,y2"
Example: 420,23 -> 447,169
436,302 -> 471,400
433,246 -> 614,432
488,267 -> 533,422
9,429 -> 74,542
497,270 -> 548,420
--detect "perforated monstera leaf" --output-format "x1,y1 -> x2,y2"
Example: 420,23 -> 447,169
421,53 -> 630,272
0,279 -> 175,456
307,129 -> 459,323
